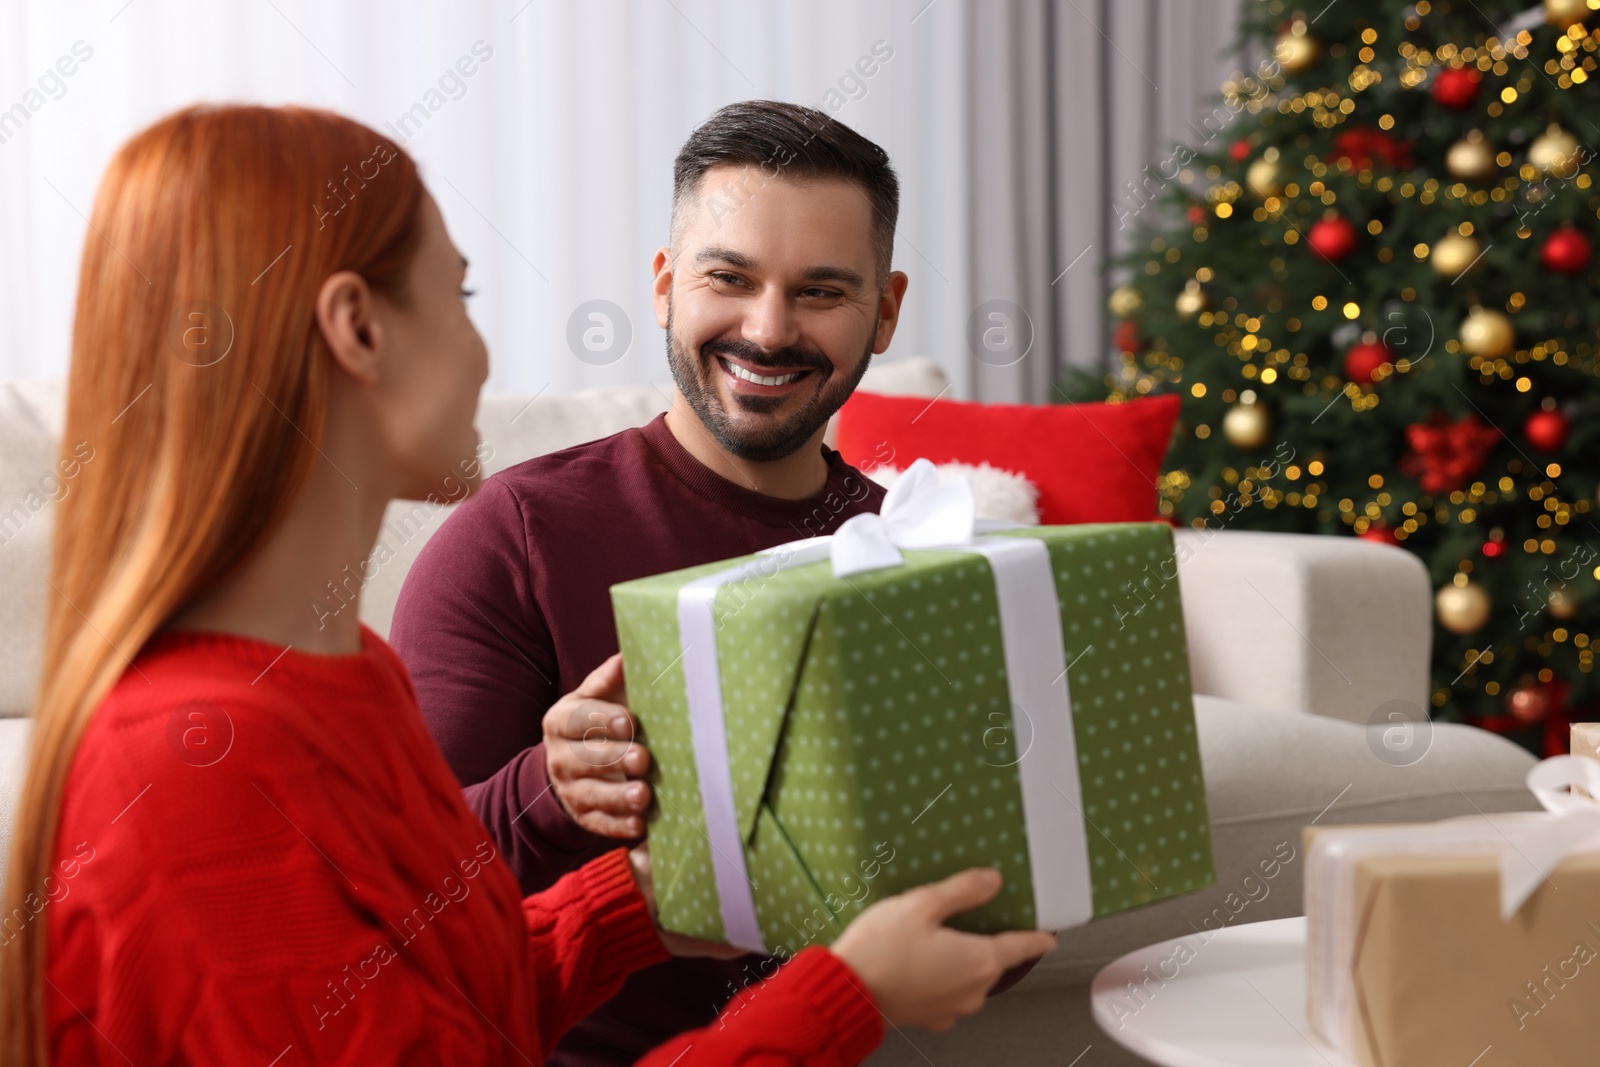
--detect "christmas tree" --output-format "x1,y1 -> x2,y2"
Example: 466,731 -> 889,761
1061,0 -> 1600,754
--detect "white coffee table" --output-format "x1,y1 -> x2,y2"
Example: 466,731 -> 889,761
1089,917 -> 1359,1067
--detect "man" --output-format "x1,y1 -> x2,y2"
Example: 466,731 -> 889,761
391,101 -> 911,1065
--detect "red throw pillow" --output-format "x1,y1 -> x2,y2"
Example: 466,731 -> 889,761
834,392 -> 1180,525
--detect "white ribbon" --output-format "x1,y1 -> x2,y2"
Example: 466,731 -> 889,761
1308,755 -> 1600,1056
1500,753 -> 1600,918
677,569 -> 770,952
676,459 -> 1094,951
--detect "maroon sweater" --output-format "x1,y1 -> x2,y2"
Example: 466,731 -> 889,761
389,414 -> 888,1066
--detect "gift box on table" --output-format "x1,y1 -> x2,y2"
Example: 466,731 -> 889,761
1574,724 -> 1600,798
610,460 -> 1215,954
1305,755 -> 1600,1067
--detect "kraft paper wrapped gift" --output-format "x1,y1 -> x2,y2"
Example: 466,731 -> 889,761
611,460 -> 1215,954
1574,725 -> 1600,798
1305,755 -> 1600,1067
1574,724 -> 1600,762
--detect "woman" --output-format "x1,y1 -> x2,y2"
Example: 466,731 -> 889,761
0,106 -> 1054,1065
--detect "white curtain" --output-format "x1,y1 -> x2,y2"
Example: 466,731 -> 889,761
2,0 -> 1251,403
966,0 -> 1245,401
0,0 -> 969,396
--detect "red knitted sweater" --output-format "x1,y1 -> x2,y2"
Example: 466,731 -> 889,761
43,626 -> 883,1064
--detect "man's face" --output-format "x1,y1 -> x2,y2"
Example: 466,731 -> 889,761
654,165 -> 905,463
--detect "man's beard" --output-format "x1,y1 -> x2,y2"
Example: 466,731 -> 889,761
666,300 -> 876,464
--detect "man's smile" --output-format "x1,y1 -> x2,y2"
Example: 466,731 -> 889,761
713,352 -> 820,398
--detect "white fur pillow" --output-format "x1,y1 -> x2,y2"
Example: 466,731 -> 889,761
867,462 -> 1040,526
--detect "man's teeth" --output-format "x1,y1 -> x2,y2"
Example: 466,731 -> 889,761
722,358 -> 802,387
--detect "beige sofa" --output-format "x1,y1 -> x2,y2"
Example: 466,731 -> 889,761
0,358 -> 1538,1064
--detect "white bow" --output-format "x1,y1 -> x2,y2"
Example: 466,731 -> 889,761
1501,754 -> 1600,917
759,459 -> 979,578
830,459 -> 977,576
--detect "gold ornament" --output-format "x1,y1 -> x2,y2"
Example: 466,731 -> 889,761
1431,232 -> 1484,278
1174,279 -> 1210,318
1545,0 -> 1591,25
1108,284 -> 1144,318
1458,307 -> 1515,359
1529,125 -> 1581,178
1273,17 -> 1322,74
1246,155 -> 1284,198
1436,577 -> 1491,635
1222,389 -> 1272,450
1548,585 -> 1580,621
1445,130 -> 1498,182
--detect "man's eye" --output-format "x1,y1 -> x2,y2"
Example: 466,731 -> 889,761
802,288 -> 843,300
459,287 -> 477,300
711,272 -> 747,287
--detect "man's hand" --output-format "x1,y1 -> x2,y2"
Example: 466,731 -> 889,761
543,654 -> 652,838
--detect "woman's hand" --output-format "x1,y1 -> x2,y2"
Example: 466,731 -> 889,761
629,843 -> 748,960
543,654 -> 653,838
830,868 -> 1056,1031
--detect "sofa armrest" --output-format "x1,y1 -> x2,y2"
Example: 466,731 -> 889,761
1173,529 -> 1432,724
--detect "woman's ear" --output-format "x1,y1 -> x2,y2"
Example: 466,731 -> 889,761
316,270 -> 383,384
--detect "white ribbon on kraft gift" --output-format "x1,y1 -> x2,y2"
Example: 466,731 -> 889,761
1305,754 -> 1600,1056
1502,753 -> 1600,916
675,459 -> 1094,953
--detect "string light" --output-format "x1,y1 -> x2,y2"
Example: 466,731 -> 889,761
1090,6 -> 1600,738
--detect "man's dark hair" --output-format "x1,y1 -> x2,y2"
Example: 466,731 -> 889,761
671,100 -> 899,281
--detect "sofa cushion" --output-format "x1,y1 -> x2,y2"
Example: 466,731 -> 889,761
359,357 -> 952,639
832,391 -> 1180,525
866,462 -> 1040,525
1012,693 -> 1539,990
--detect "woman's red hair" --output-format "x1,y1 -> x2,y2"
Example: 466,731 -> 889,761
0,105 -> 424,1064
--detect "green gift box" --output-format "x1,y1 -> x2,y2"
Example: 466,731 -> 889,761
611,510 -> 1215,954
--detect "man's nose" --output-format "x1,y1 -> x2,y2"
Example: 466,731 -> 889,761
741,288 -> 800,354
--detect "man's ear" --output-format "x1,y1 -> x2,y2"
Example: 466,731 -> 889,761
872,270 -> 910,354
651,247 -> 673,330
316,270 -> 382,384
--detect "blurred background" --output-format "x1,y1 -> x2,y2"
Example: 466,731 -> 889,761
0,0 -> 1242,401
16,1 -> 1596,742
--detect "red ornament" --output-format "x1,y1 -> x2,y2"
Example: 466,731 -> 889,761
1330,127 -> 1413,170
1360,524 -> 1399,545
1400,413 -> 1500,494
1229,139 -> 1253,162
1482,534 -> 1506,559
1540,227 -> 1593,274
1508,680 -> 1551,724
1113,319 -> 1146,353
1525,406 -> 1570,451
1472,678 -> 1574,758
1187,203 -> 1207,225
1343,339 -> 1393,384
1307,215 -> 1359,262
1431,66 -> 1482,110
